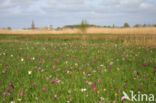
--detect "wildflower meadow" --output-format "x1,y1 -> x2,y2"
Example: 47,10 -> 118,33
0,34 -> 156,103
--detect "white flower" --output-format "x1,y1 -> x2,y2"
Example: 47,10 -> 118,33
93,70 -> 96,73
10,101 -> 15,103
17,98 -> 22,101
32,57 -> 35,60
100,97 -> 104,101
28,71 -> 32,75
81,88 -> 87,92
88,82 -> 92,85
21,58 -> 24,62
68,90 -> 71,94
11,54 -> 13,57
88,74 -> 91,76
110,61 -> 113,65
67,71 -> 70,74
75,63 -> 78,66
100,64 -> 103,67
56,80 -> 61,83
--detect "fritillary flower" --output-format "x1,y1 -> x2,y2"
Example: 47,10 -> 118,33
68,95 -> 72,99
42,88 -> 46,92
41,69 -> 44,73
20,91 -> 24,96
35,66 -> 38,69
46,77 -> 49,81
33,82 -> 36,86
3,92 -> 7,96
7,88 -> 10,92
121,96 -> 125,101
9,82 -> 13,87
92,82 -> 95,88
138,88 -> 142,91
51,80 -> 55,84
53,94 -> 58,99
117,88 -> 120,93
97,79 -> 101,83
93,87 -> 97,92
85,80 -> 89,84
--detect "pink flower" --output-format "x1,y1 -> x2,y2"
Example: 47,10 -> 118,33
3,92 -> 7,96
56,69 -> 60,72
51,80 -> 55,84
143,74 -> 146,78
56,77 -> 59,82
9,82 -> 13,87
93,87 -> 97,92
86,80 -> 89,84
92,82 -> 95,88
143,63 -> 147,67
7,88 -> 10,92
109,65 -> 112,69
35,66 -> 38,69
42,88 -> 46,92
70,67 -> 73,71
53,94 -> 58,99
52,65 -> 56,70
134,74 -> 137,78
97,79 -> 101,83
154,66 -> 156,69
117,88 -> 120,93
46,77 -> 49,81
41,69 -> 44,73
68,95 -> 72,99
138,88 -> 142,91
38,67 -> 41,70
2,69 -> 7,74
123,82 -> 127,86
121,96 -> 125,101
20,91 -> 24,96
33,82 -> 36,86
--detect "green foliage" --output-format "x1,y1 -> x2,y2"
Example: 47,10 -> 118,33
123,22 -> 130,28
77,19 -> 89,34
133,24 -> 140,27
7,27 -> 12,30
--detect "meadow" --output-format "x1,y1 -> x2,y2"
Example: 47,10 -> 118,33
0,34 -> 156,103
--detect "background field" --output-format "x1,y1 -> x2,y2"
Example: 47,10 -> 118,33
0,27 -> 156,35
0,33 -> 156,103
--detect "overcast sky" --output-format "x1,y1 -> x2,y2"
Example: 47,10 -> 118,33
0,0 -> 156,29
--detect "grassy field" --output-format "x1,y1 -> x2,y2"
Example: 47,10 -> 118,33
0,34 -> 156,103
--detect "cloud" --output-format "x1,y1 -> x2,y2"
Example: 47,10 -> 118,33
0,0 -> 156,28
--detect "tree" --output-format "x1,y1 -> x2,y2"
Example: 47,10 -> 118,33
143,24 -> 147,27
133,24 -> 140,27
123,22 -> 130,28
77,19 -> 89,34
7,27 -> 11,30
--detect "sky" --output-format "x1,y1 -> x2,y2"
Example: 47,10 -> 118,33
0,0 -> 156,29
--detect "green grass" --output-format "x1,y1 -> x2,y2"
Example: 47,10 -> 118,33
0,34 -> 156,103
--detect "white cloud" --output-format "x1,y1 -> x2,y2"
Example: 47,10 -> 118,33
0,0 -> 156,28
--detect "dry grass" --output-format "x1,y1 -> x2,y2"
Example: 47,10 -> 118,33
0,27 -> 156,35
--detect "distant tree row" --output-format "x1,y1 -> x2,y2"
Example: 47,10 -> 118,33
1,21 -> 156,30
0,27 -> 12,30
